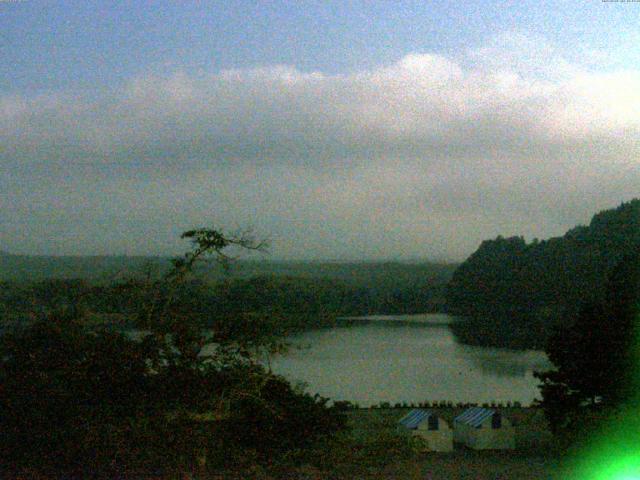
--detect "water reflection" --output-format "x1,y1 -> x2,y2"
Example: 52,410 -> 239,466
269,314 -> 552,406
455,344 -> 550,378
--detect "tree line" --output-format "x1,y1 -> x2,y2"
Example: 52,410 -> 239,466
446,199 -> 640,349
0,268 -> 452,334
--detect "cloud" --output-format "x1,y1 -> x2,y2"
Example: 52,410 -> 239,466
2,34 -> 639,258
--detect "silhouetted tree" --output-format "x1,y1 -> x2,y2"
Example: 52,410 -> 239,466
535,248 -> 640,434
0,227 -> 345,477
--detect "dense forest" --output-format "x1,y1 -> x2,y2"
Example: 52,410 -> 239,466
0,258 -> 457,333
447,199 -> 640,349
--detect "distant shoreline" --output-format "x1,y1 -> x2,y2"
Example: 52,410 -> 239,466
337,313 -> 454,326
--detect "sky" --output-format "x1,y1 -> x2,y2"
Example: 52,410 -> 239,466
1,1 -> 639,260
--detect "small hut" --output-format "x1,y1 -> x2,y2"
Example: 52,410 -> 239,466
398,409 -> 453,452
453,407 -> 515,450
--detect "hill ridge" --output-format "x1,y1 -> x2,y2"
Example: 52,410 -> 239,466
446,198 -> 640,349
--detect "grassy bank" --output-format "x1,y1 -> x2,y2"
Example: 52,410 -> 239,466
213,407 -> 562,479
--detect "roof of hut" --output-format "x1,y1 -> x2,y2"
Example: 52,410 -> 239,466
398,409 -> 436,429
454,407 -> 497,428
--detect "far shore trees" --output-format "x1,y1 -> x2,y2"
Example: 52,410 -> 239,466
447,199 -> 640,349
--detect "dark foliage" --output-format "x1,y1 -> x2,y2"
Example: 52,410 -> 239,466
227,372 -> 345,455
0,228 -> 347,478
447,199 -> 640,348
0,310 -> 154,477
535,248 -> 640,434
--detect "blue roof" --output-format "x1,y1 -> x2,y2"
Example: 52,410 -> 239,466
398,409 -> 434,429
454,407 -> 496,428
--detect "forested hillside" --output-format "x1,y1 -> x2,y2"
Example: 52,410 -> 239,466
447,199 -> 640,349
0,254 -> 164,282
0,259 -> 457,329
0,254 -> 454,285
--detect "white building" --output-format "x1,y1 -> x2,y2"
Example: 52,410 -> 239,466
453,407 -> 515,450
398,409 -> 453,452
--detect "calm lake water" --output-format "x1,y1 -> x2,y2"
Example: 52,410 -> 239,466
268,314 -> 551,406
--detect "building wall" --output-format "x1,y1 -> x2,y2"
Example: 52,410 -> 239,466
413,429 -> 454,452
414,417 -> 453,452
453,417 -> 515,450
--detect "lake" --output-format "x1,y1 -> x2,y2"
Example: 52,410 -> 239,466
268,314 -> 551,406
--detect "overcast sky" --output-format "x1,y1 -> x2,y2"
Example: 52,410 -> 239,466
1,1 -> 639,260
